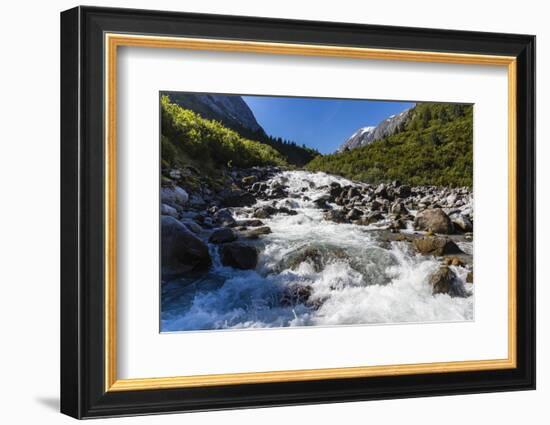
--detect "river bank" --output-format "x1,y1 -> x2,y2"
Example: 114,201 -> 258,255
160,165 -> 474,332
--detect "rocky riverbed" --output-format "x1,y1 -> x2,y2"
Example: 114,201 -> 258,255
160,166 -> 474,332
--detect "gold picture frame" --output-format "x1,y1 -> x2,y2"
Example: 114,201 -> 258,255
104,33 -> 517,392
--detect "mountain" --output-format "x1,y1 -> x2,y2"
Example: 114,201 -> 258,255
162,92 -> 319,166
163,92 -> 263,135
338,108 -> 411,152
160,95 -> 286,171
307,103 -> 473,187
340,126 -> 376,151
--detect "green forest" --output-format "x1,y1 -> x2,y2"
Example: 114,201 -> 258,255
306,103 -> 473,187
161,96 -> 287,171
164,92 -> 319,167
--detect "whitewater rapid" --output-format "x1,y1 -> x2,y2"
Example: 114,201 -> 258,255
161,170 -> 473,332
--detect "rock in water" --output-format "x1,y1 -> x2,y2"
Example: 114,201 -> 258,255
279,284 -> 322,309
252,205 -> 277,218
429,266 -> 468,297
161,215 -> 211,277
213,208 -> 236,227
452,214 -> 473,232
240,226 -> 272,239
236,219 -> 265,227
209,227 -> 237,244
220,242 -> 258,269
414,208 -> 454,234
279,244 -> 349,272
324,209 -> 348,223
346,208 -> 363,221
390,201 -> 408,216
241,175 -> 258,186
413,236 -> 463,256
220,189 -> 255,207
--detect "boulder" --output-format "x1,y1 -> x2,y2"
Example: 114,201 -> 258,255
346,208 -> 363,221
313,195 -> 332,210
452,214 -> 473,233
279,285 -> 322,309
391,201 -> 408,216
241,175 -> 258,186
277,207 -> 298,216
161,216 -> 211,277
250,181 -> 267,193
220,242 -> 258,270
374,183 -> 388,198
213,208 -> 236,227
396,185 -> 411,198
279,244 -> 349,273
389,219 -> 407,231
161,186 -> 189,206
429,266 -> 469,297
324,209 -> 348,223
220,189 -> 256,207
413,236 -> 463,256
329,182 -> 343,198
180,219 -> 202,234
235,219 -> 264,227
161,203 -> 178,218
443,256 -> 465,266
414,208 -> 454,234
252,205 -> 277,219
240,226 -> 272,239
209,227 -> 238,244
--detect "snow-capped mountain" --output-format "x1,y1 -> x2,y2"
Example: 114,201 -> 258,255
338,108 -> 412,152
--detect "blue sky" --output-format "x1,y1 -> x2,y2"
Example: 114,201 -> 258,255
243,96 -> 414,154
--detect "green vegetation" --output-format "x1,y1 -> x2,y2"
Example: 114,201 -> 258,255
161,96 -> 287,171
306,103 -> 473,187
164,92 -> 319,166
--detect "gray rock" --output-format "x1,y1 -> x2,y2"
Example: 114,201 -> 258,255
374,183 -> 388,198
414,208 -> 454,234
396,185 -> 411,198
346,208 -> 363,221
413,236 -> 463,256
235,219 -> 265,227
391,201 -> 409,216
161,203 -> 178,218
161,186 -> 189,206
252,205 -> 277,218
180,220 -> 202,234
240,226 -> 272,239
429,266 -> 469,297
452,215 -> 473,232
278,244 -> 349,272
209,227 -> 238,244
241,175 -> 258,186
220,242 -> 258,270
220,189 -> 255,207
161,216 -> 211,277
324,209 -> 348,223
213,208 -> 236,227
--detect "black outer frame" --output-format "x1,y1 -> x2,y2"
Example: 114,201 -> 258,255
60,5 -> 536,419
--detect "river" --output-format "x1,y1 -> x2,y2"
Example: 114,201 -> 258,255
161,170 -> 473,332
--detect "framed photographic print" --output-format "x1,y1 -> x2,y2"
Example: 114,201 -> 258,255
60,6 -> 536,419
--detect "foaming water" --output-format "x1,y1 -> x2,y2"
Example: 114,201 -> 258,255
161,171 -> 473,332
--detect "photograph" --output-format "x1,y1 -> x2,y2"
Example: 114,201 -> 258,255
159,92 -> 474,332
